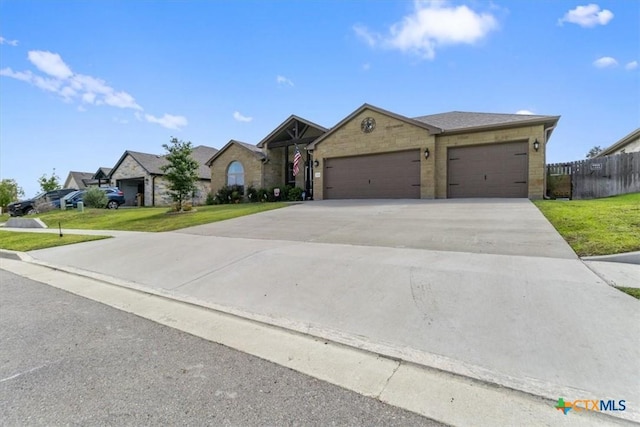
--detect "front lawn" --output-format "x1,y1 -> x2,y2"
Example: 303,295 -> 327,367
29,203 -> 288,232
534,193 -> 640,256
0,230 -> 110,251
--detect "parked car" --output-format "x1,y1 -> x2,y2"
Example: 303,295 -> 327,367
7,188 -> 78,216
64,187 -> 125,209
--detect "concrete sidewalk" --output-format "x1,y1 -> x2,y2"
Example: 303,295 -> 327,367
2,200 -> 639,423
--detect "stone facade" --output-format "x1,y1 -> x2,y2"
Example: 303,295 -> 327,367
312,108 -> 548,200
111,153 -> 211,207
205,106 -> 556,201
312,109 -> 436,200
434,124 -> 547,199
210,144 -> 263,194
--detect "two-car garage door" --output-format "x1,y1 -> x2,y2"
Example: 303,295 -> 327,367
447,141 -> 529,198
324,150 -> 420,199
321,142 -> 529,199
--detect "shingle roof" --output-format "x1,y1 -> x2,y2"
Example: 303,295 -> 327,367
65,171 -> 94,189
95,167 -> 112,177
205,140 -> 265,166
191,145 -> 219,179
113,145 -> 217,180
412,111 -> 559,132
597,128 -> 640,157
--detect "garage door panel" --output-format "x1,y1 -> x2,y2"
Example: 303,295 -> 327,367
448,142 -> 528,198
325,150 -> 420,199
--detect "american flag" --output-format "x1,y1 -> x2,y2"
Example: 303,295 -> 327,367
292,145 -> 302,177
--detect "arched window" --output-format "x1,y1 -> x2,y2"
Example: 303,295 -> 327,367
227,161 -> 244,191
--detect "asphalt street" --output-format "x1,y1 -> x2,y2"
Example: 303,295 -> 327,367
0,269 -> 440,426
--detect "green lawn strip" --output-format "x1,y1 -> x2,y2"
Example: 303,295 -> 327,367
615,287 -> 640,300
0,230 -> 111,251
533,193 -> 640,257
35,202 -> 289,232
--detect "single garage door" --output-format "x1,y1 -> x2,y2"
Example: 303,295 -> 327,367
324,150 -> 420,199
448,142 -> 528,198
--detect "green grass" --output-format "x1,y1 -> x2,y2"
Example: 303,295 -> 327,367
29,203 -> 289,232
0,230 -> 110,251
616,287 -> 640,300
533,193 -> 640,256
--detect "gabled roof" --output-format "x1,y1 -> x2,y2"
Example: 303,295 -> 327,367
94,167 -> 112,178
307,103 -> 442,150
597,128 -> 640,157
205,140 -> 265,166
413,111 -> 560,133
64,171 -> 94,189
256,115 -> 328,148
109,145 -> 217,180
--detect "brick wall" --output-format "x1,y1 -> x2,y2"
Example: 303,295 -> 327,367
312,109 -> 435,200
313,108 -> 547,200
434,124 -> 546,199
209,144 -> 263,195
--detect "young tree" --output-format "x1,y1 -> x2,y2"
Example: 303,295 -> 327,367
0,179 -> 24,210
586,146 -> 603,159
38,168 -> 61,192
160,137 -> 199,211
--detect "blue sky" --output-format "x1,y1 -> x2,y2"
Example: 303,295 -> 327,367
1,0 -> 638,197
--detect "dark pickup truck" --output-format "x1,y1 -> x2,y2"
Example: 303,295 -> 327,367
7,188 -> 78,217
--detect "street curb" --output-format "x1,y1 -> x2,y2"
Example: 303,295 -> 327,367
2,253 -> 637,425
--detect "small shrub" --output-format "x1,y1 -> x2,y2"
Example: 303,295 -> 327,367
214,185 -> 244,204
205,192 -> 215,205
246,186 -> 258,203
84,187 -> 108,208
288,187 -> 303,201
257,188 -> 269,202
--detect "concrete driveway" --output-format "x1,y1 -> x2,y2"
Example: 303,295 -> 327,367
178,199 -> 577,258
23,199 -> 640,421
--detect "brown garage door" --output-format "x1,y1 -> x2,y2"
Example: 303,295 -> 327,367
448,142 -> 528,198
324,150 -> 420,199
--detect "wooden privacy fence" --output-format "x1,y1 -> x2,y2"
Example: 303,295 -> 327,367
546,151 -> 640,199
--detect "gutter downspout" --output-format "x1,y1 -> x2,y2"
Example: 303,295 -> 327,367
152,175 -> 156,207
543,125 -> 557,199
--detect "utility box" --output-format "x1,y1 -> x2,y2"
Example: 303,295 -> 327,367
77,201 -> 84,212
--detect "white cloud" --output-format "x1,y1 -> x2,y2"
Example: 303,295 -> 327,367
82,92 -> 97,104
145,113 -> 188,130
354,0 -> 498,60
353,24 -> 378,47
558,4 -> 613,27
233,111 -> 253,122
593,56 -> 618,68
516,110 -> 534,115
0,67 -> 32,82
104,90 -> 142,110
362,63 -> 371,71
28,50 -> 73,79
0,36 -> 18,46
0,49 -> 191,128
625,61 -> 638,71
276,75 -> 294,86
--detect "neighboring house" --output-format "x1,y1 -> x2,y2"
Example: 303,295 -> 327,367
63,171 -> 94,189
63,168 -> 113,189
109,145 -> 218,206
208,103 -> 560,200
596,128 -> 640,157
